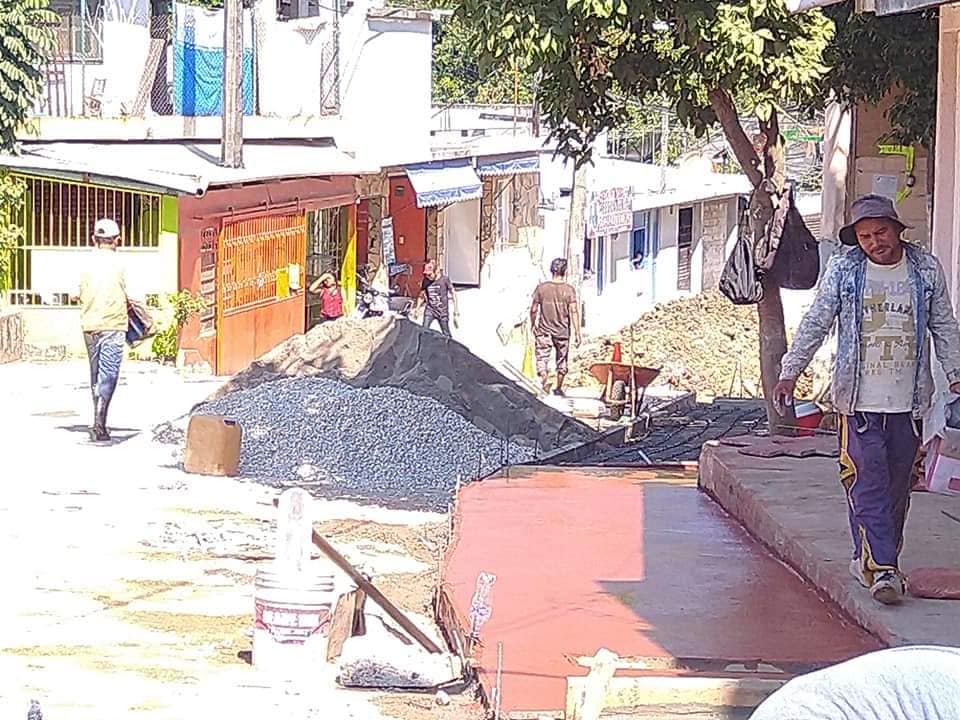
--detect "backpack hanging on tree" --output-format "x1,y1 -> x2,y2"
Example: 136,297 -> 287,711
719,198 -> 764,305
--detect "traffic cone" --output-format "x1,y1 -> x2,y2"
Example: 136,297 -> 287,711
611,342 -> 622,363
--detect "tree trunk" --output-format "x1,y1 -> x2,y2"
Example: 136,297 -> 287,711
709,90 -> 796,433
758,275 -> 795,433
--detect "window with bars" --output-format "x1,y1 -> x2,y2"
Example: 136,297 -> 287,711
7,176 -> 162,306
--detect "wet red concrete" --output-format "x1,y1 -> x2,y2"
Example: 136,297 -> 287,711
443,467 -> 882,715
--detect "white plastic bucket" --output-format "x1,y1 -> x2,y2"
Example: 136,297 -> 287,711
252,567 -> 337,672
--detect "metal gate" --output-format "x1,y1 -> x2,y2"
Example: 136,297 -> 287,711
216,213 -> 307,373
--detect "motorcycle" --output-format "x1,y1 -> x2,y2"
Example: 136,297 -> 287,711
354,266 -> 414,319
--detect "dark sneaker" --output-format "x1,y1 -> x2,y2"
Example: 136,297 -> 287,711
552,388 -> 566,398
871,571 -> 904,605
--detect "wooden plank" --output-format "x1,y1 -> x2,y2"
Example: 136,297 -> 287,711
567,653 -> 830,676
131,39 -> 165,116
326,588 -> 363,662
565,675 -> 786,716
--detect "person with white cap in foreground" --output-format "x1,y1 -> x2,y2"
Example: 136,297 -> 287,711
78,218 -> 128,442
774,194 -> 960,605
750,645 -> 960,720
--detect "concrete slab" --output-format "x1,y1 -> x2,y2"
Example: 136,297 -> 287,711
444,466 -> 880,717
700,438 -> 960,647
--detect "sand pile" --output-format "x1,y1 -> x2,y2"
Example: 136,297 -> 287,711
569,292 -> 816,399
211,316 -> 597,453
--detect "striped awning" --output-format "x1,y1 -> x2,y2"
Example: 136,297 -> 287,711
405,159 -> 483,208
476,153 -> 540,177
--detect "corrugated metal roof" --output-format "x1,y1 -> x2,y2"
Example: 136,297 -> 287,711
0,141 -> 374,196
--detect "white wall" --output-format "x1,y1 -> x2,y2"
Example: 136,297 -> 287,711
338,8 -> 433,163
255,3 -> 336,117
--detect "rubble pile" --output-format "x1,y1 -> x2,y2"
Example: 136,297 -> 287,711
211,316 -> 596,452
194,377 -> 533,512
570,291 -> 815,399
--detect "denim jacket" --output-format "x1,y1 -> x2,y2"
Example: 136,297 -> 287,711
780,243 -> 960,418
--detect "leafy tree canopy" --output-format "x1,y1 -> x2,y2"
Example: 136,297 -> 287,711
0,0 -> 55,151
820,4 -> 936,148
458,0 -> 833,180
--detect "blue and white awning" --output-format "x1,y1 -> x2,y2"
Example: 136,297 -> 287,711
476,153 -> 540,177
405,159 -> 483,208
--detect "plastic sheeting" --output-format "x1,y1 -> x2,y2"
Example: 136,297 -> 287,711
173,2 -> 255,117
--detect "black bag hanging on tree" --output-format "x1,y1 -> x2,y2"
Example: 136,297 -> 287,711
769,183 -> 820,291
719,198 -> 763,305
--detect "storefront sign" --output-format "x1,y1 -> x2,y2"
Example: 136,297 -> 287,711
586,186 -> 633,239
381,217 -> 396,265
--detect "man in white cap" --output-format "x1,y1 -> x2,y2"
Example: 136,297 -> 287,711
78,219 -> 128,442
774,194 -> 960,605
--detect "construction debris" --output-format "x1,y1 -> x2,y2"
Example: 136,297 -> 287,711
211,316 -> 597,453
338,608 -> 462,689
193,377 -> 533,512
569,292 -> 817,399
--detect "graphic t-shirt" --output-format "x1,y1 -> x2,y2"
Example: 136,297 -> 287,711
532,281 -> 577,339
421,275 -> 454,318
855,257 -> 916,413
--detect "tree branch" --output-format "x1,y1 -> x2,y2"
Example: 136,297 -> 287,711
708,88 -> 763,188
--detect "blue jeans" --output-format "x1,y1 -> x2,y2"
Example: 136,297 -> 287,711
83,330 -> 124,404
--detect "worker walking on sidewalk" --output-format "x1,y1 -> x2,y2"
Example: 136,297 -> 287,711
775,194 -> 960,606
78,219 -> 129,442
530,258 -> 581,396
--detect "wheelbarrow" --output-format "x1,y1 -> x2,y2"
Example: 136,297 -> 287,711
589,362 -> 661,420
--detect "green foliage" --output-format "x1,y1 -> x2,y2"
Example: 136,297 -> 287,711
458,0 -> 833,167
0,172 -> 25,295
148,290 -> 206,362
821,4 -> 936,149
0,0 -> 56,151
433,13 -> 533,105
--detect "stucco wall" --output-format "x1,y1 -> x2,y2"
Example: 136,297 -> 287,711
338,11 -> 432,162
853,99 -> 929,248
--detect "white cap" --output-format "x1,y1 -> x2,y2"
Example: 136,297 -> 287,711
93,218 -> 120,241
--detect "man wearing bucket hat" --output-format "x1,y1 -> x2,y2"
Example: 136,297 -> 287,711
77,218 -> 128,442
775,194 -> 960,606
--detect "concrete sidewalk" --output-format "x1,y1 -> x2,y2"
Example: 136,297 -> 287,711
700,438 -> 960,647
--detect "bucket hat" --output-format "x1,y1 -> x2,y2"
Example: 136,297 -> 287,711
839,194 -> 911,246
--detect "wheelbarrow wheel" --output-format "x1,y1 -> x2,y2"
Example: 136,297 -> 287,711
609,380 -> 627,420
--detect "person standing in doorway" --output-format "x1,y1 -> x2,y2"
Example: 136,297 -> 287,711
309,272 -> 344,322
775,194 -> 960,605
418,260 -> 458,337
530,257 -> 581,396
78,219 -> 129,442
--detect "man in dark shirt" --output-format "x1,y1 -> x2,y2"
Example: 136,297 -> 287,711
418,260 -> 458,337
530,258 -> 581,395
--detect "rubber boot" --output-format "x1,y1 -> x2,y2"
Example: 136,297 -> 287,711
93,395 -> 110,442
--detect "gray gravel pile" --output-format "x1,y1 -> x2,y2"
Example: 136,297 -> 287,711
193,376 -> 534,511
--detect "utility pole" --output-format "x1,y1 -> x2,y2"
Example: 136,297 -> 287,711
221,0 -> 244,168
565,162 -> 590,288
